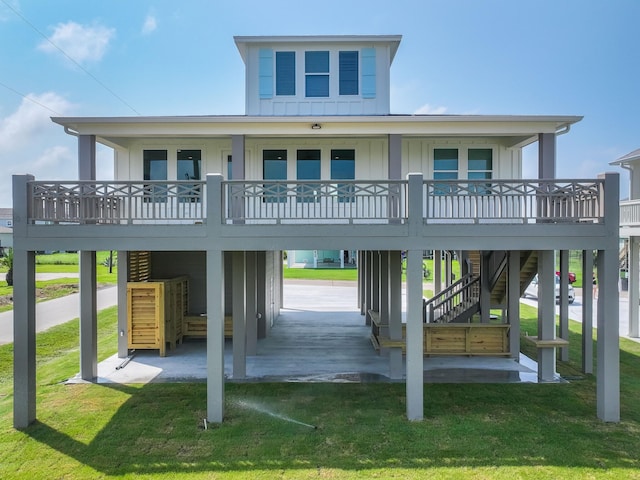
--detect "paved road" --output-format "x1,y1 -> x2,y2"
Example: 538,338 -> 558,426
0,286 -> 117,345
521,292 -> 638,343
1,280 -> 638,345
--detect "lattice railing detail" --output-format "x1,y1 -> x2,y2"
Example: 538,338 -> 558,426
27,178 -> 605,226
29,181 -> 205,224
223,180 -> 406,224
423,179 -> 603,224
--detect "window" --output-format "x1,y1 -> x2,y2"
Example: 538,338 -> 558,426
433,148 -> 458,195
143,149 -> 167,201
177,149 -> 201,202
331,149 -> 355,202
227,155 -> 233,180
305,51 -> 329,97
339,51 -> 358,95
297,149 -> 321,202
276,51 -> 295,96
263,150 -> 288,202
468,148 -> 493,194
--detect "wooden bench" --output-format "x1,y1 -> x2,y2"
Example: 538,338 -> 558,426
183,315 -> 233,339
524,335 -> 569,348
369,309 -> 511,356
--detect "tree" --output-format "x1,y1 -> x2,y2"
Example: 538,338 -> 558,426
1,248 -> 13,287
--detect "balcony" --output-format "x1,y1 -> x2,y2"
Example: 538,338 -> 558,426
620,199 -> 640,228
24,176 -> 605,226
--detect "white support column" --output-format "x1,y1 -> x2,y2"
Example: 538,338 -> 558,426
78,134 -> 97,180
434,250 -> 442,295
596,172 -> 620,422
245,251 -> 258,355
538,133 -> 556,179
480,252 -> 491,324
389,250 -> 403,379
117,251 -> 128,358
597,249 -> 620,421
445,252 -> 453,286
582,250 -> 594,374
206,249 -> 225,423
537,250 -> 557,382
364,251 -> 372,325
559,250 -> 569,361
507,251 -> 521,359
372,251 -> 380,318
629,237 -> 639,337
406,249 -> 424,421
12,174 -> 36,429
232,251 -> 247,378
379,251 -> 389,329
340,250 -> 345,269
79,250 -> 97,380
13,248 -> 36,429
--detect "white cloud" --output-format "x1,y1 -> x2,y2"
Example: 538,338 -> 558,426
0,0 -> 19,22
0,92 -> 72,151
32,145 -> 72,171
0,92 -> 76,206
413,103 -> 448,115
38,21 -> 115,64
142,14 -> 157,35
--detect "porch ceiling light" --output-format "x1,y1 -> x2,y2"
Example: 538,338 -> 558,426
311,123 -> 321,129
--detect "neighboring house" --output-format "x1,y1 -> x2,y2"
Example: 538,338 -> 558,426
0,208 -> 12,228
12,35 -> 620,429
0,226 -> 12,254
612,148 -> 640,339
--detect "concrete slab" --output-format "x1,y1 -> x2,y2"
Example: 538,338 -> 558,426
72,282 -> 540,385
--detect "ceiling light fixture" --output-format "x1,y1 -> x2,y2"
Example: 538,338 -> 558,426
311,123 -> 321,130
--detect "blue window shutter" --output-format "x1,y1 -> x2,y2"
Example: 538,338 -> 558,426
259,48 -> 273,99
361,48 -> 376,99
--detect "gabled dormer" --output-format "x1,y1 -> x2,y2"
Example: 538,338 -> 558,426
235,35 -> 401,116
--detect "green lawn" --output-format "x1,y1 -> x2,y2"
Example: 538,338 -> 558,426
0,252 -> 117,313
1,301 -> 640,478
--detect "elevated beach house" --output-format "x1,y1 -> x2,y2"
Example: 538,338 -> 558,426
12,35 -> 620,428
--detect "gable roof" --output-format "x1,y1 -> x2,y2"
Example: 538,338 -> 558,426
610,148 -> 640,166
234,35 -> 402,64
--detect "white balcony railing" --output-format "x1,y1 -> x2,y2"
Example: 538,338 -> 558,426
25,176 -> 606,226
620,199 -> 640,227
30,181 -> 205,224
223,180 -> 406,224
424,179 -> 603,224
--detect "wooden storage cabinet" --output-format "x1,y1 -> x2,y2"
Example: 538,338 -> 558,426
127,276 -> 189,356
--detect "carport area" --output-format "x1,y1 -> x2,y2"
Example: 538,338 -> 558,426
75,281 -> 541,385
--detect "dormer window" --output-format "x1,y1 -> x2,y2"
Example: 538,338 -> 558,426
305,51 -> 329,97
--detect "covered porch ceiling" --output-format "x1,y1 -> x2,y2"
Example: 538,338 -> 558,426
51,114 -> 583,150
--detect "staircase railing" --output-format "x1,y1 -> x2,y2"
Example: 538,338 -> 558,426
487,250 -> 508,292
423,273 -> 480,323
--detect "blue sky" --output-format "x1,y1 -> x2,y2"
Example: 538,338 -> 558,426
0,0 -> 638,206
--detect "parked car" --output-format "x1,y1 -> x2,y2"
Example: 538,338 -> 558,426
524,274 -> 575,304
556,271 -> 577,283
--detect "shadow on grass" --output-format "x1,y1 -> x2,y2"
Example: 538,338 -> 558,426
23,379 -> 640,476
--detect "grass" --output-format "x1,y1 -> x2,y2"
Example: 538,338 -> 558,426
0,251 -> 117,313
2,300 -> 640,478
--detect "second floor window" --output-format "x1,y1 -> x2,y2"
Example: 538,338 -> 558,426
143,149 -> 167,201
297,149 -> 321,202
331,149 -> 355,202
263,149 -> 288,202
305,51 -> 329,97
433,148 -> 458,195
